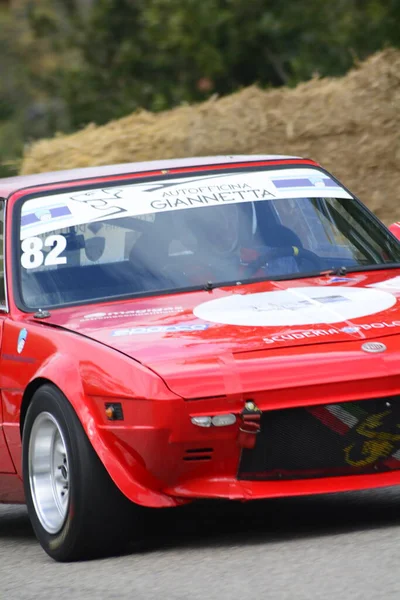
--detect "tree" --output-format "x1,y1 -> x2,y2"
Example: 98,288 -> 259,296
0,0 -> 399,175
54,0 -> 400,129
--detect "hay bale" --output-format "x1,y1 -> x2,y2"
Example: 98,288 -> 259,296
20,48 -> 400,223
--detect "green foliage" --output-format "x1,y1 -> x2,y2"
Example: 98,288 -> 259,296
0,0 -> 399,175
38,0 -> 400,127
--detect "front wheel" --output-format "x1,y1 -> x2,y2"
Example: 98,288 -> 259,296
22,384 -> 141,561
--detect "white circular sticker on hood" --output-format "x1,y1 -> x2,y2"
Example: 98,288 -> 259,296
193,286 -> 397,327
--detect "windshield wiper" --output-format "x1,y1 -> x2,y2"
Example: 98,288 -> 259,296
196,262 -> 400,293
324,263 -> 400,276
323,265 -> 348,276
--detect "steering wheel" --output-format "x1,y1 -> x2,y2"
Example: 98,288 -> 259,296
243,245 -> 323,277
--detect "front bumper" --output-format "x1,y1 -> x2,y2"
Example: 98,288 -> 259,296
163,469 -> 400,500
94,338 -> 400,506
95,389 -> 400,506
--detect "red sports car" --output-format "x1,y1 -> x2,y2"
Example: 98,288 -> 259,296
2,154 -> 400,561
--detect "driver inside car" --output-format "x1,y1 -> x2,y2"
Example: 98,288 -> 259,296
171,203 -> 302,284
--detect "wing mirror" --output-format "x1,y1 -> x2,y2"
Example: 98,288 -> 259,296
389,223 -> 400,241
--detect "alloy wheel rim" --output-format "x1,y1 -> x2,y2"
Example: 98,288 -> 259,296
28,412 -> 70,534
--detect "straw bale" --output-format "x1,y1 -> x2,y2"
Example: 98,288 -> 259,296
20,48 -> 400,223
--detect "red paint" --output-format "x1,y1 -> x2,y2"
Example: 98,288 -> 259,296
389,222 -> 400,241
2,156 -> 400,508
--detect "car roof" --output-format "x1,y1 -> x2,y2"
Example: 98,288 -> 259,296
0,154 -> 304,197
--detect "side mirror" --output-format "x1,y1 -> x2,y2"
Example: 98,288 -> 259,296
389,223 -> 400,241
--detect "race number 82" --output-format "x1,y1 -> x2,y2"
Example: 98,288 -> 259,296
21,235 -> 67,269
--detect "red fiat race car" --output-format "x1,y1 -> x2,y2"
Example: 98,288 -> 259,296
2,154 -> 400,561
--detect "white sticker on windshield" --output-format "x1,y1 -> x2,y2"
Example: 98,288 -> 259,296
21,234 -> 67,269
193,286 -> 397,327
20,168 -> 352,239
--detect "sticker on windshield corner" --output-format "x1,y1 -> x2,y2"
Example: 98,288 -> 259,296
17,328 -> 28,354
20,234 -> 67,269
193,286 -> 397,327
111,323 -> 210,336
270,175 -> 340,192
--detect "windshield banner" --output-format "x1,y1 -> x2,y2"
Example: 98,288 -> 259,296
20,168 -> 352,240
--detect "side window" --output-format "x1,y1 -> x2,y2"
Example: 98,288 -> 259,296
0,200 -> 5,307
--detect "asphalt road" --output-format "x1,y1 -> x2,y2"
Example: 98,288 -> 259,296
1,488 -> 400,600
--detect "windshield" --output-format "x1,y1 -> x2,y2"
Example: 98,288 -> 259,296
17,167 -> 400,309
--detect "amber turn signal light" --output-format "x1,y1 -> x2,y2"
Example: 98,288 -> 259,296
104,402 -> 124,421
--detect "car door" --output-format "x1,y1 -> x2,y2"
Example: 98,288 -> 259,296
0,199 -> 16,473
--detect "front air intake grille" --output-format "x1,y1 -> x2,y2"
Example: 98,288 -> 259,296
238,396 -> 400,481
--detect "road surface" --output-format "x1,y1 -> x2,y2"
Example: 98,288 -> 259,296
1,487 -> 400,599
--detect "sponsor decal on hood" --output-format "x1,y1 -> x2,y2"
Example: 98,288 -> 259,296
193,286 -> 397,327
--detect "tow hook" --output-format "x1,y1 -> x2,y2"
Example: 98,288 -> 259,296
238,400 -> 262,449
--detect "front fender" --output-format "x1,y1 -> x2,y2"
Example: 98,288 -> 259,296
0,314 -> 184,508
31,351 -> 182,508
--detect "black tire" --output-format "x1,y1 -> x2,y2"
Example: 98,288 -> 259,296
22,384 -> 141,562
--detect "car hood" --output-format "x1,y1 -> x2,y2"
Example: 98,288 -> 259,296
34,270 -> 400,398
